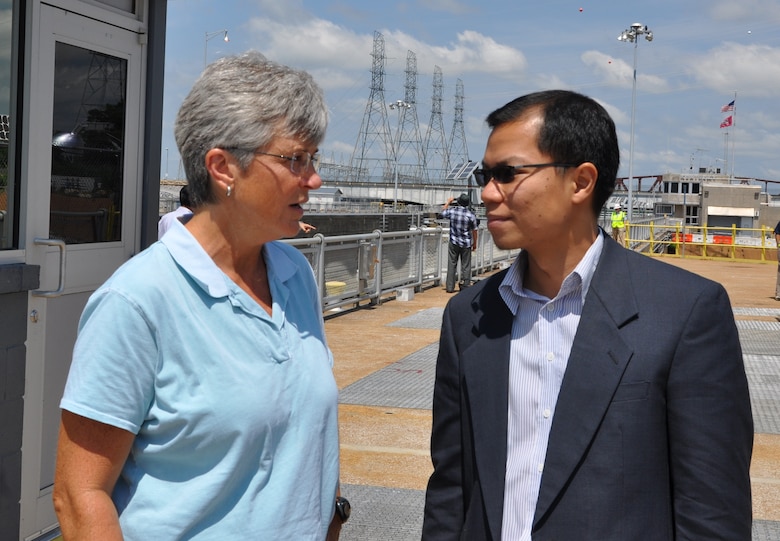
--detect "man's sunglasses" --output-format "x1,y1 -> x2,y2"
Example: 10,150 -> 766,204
473,163 -> 579,187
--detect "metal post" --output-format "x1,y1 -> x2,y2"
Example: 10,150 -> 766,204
628,39 -> 637,223
204,29 -> 229,68
618,23 -> 653,224
388,100 -> 410,210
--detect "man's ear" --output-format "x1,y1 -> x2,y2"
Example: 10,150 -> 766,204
571,162 -> 598,205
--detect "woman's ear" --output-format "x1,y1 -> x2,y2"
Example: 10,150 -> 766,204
571,162 -> 598,205
204,148 -> 235,197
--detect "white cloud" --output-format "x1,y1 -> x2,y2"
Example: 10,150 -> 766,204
710,0 -> 780,21
689,42 -> 780,97
597,99 -> 629,128
532,73 -> 569,91
246,12 -> 528,89
246,17 -> 373,71
416,0 -> 471,14
582,50 -> 670,93
384,30 -> 527,79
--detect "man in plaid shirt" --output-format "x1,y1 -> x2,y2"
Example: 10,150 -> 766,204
441,193 -> 478,293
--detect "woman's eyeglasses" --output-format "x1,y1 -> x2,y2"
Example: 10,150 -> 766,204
223,148 -> 320,175
253,150 -> 320,175
473,162 -> 578,187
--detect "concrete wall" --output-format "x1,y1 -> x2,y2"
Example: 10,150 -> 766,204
759,205 -> 780,232
703,183 -> 760,208
0,265 -> 38,541
294,213 -> 412,238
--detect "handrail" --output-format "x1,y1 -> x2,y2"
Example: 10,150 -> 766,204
624,219 -> 778,262
282,225 -> 520,312
299,218 -> 777,313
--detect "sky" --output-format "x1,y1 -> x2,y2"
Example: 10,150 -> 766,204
162,0 -> 780,187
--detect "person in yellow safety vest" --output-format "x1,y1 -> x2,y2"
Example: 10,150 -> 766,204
611,203 -> 626,245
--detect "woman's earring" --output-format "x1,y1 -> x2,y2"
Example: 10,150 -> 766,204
226,185 -> 233,197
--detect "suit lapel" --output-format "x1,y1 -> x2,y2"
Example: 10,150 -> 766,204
462,275 -> 512,541
534,239 -> 638,525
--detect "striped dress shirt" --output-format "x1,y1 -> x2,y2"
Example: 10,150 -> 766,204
499,235 -> 603,541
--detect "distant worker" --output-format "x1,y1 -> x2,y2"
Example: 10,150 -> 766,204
610,203 -> 626,245
774,220 -> 780,300
157,185 -> 193,239
441,193 -> 478,293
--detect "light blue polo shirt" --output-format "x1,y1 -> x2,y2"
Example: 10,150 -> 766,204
60,219 -> 339,540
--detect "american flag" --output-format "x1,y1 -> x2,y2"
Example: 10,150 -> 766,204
720,116 -> 733,128
721,100 -> 735,113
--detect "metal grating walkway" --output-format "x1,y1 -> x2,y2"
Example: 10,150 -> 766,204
339,342 -> 437,410
386,307 -> 444,330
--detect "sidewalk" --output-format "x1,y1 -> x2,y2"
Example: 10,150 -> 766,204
328,256 -> 780,541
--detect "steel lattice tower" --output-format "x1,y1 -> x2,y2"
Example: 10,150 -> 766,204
448,79 -> 469,165
394,50 -> 426,183
348,31 -> 394,182
77,52 -> 126,133
423,66 -> 450,182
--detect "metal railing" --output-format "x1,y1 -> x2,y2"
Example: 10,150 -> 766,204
283,225 -> 520,311
624,219 -> 778,262
288,216 -> 778,313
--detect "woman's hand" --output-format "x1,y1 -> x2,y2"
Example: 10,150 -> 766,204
325,512 -> 342,541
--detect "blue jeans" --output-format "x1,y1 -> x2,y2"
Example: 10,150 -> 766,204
447,243 -> 472,292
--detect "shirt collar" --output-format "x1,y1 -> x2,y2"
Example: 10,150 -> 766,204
499,233 -> 604,315
160,218 -> 299,304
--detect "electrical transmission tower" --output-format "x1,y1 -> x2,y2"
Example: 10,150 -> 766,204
394,50 -> 426,183
448,79 -> 469,165
348,31 -> 394,183
423,66 -> 450,183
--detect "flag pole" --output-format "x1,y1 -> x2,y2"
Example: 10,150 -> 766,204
730,91 -> 737,180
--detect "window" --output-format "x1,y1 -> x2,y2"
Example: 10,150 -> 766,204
50,43 -> 127,244
93,0 -> 136,14
685,205 -> 699,225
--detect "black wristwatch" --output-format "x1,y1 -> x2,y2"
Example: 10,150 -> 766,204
335,496 -> 351,524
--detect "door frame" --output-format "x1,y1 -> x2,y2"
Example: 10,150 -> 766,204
19,4 -> 147,539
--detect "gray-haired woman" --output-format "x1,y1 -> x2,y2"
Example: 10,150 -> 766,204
54,51 -> 344,540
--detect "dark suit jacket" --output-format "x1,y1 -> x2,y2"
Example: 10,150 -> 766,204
422,234 -> 753,540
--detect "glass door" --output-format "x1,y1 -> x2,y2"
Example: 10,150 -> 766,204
21,5 -> 144,539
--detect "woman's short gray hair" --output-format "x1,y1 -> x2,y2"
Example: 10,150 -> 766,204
174,51 -> 328,206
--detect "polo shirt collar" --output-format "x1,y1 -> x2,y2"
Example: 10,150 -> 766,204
160,218 -> 298,311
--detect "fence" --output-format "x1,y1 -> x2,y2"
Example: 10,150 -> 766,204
624,218 -> 778,262
282,225 -> 519,311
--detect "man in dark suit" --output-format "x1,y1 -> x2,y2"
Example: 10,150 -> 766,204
422,90 -> 753,540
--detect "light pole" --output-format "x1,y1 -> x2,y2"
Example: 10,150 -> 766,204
388,99 -> 410,209
204,29 -> 229,68
618,22 -> 653,223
